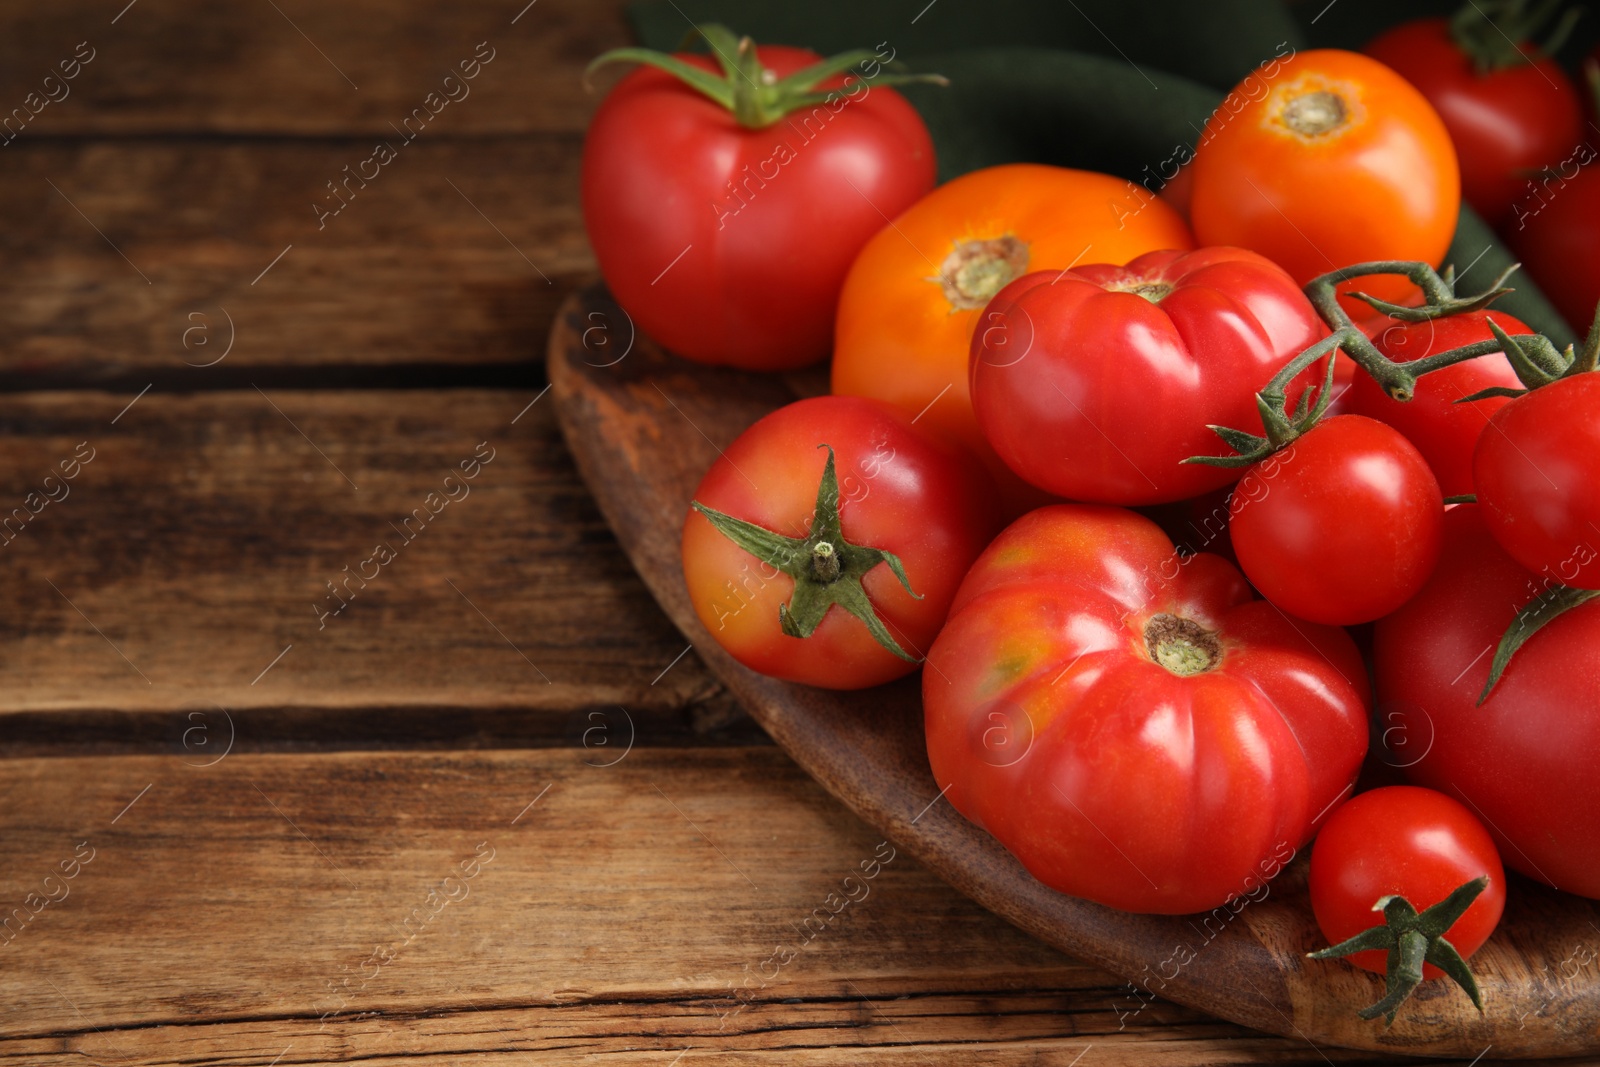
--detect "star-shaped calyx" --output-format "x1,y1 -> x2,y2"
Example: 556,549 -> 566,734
1309,876 -> 1489,1025
690,444 -> 922,661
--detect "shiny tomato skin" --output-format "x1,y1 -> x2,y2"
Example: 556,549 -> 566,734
924,505 -> 1370,914
1230,416 -> 1444,625
1375,506 -> 1600,897
1190,49 -> 1459,312
1510,164 -> 1600,336
1310,786 -> 1504,977
1346,310 -> 1528,497
682,396 -> 1000,689
832,164 -> 1194,514
583,47 -> 936,370
970,247 -> 1326,505
1474,373 -> 1600,589
1365,19 -> 1583,225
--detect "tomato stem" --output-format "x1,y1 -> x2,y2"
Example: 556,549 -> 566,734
1449,0 -> 1582,73
1308,875 -> 1489,1025
690,444 -> 924,661
586,24 -> 948,130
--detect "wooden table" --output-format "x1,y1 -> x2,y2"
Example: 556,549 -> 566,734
0,4 -> 1518,1063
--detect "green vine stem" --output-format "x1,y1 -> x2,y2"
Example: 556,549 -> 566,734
586,24 -> 947,129
1450,0 -> 1582,73
1185,260 -> 1524,469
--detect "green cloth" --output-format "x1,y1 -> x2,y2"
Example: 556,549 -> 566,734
630,0 -> 1580,346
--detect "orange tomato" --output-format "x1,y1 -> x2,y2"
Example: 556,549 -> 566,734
831,163 -> 1194,514
1190,49 -> 1459,312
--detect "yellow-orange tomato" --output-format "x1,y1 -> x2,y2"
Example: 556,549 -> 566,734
831,163 -> 1194,514
1190,49 -> 1459,310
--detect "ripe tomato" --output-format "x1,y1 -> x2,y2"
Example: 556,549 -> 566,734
1310,786 -> 1503,1004
924,505 -> 1369,914
1346,310 -> 1527,497
1475,373 -> 1600,588
1510,163 -> 1600,336
583,36 -> 936,370
1375,506 -> 1600,898
1365,18 -> 1583,225
969,247 -> 1326,505
1229,416 -> 1443,625
832,163 -> 1194,512
1190,49 -> 1459,311
682,396 -> 999,689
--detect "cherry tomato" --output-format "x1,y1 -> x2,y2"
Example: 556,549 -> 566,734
924,505 -> 1369,914
1230,416 -> 1444,625
1346,309 -> 1528,497
682,396 -> 999,689
1376,506 -> 1600,898
1190,49 -> 1459,312
832,163 -> 1194,514
1474,372 -> 1600,589
969,247 -> 1326,505
584,37 -> 935,369
1365,18 -> 1583,225
1310,785 -> 1504,978
1510,163 -> 1600,337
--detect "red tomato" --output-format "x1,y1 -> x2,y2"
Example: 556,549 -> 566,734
924,505 -> 1370,914
583,41 -> 935,369
1310,786 -> 1504,978
1510,163 -> 1600,336
1475,373 -> 1600,588
1365,18 -> 1583,225
1376,506 -> 1600,898
1190,49 -> 1459,313
969,247 -> 1326,505
1346,310 -> 1527,497
1230,416 -> 1444,625
682,396 -> 999,689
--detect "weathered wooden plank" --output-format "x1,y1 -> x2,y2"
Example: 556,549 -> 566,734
0,747 -> 1425,1066
0,139 -> 593,380
0,0 -> 630,139
0,389 -> 730,734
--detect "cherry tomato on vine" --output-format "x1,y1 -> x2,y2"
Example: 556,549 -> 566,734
1365,10 -> 1583,225
1475,372 -> 1600,589
924,505 -> 1369,914
1308,785 -> 1503,1022
1376,506 -> 1600,898
969,247 -> 1326,505
1229,416 -> 1444,625
682,396 -> 1000,689
1346,309 -> 1527,497
584,27 -> 938,370
832,163 -> 1194,514
1190,49 -> 1459,313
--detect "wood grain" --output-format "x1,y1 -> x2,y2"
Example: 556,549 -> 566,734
0,388 -> 738,742
549,282 -> 1600,1059
0,746 -> 1474,1067
0,0 -> 631,138
0,139 -> 591,381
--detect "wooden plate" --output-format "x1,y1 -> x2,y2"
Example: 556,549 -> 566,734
548,282 -> 1600,1059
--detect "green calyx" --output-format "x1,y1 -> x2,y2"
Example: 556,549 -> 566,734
1459,300 -> 1600,401
690,444 -> 923,661
1449,0 -> 1581,73
586,24 -> 947,129
1309,876 -> 1490,1025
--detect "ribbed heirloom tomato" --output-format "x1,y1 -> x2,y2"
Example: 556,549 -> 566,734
683,396 -> 1000,689
1191,49 -> 1459,311
969,247 -> 1326,505
924,505 -> 1370,914
832,163 -> 1194,511
584,30 -> 937,369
